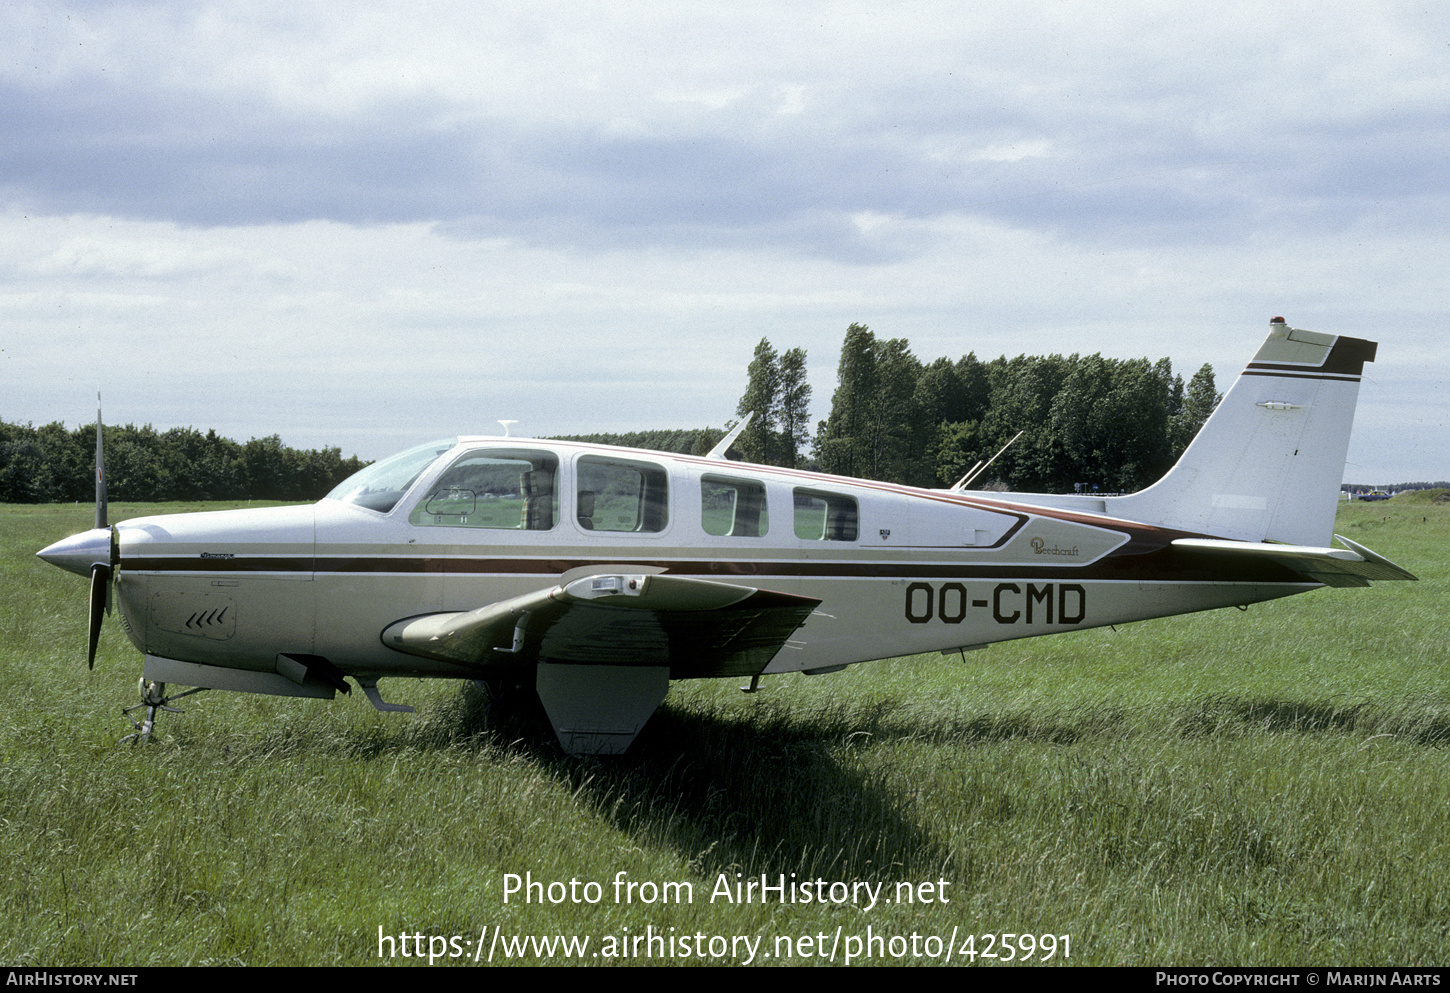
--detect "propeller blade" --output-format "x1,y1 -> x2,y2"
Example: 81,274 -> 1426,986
88,563 -> 110,669
107,525 -> 117,616
94,394 -> 107,531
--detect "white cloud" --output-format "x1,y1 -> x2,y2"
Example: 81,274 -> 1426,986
970,140 -> 1052,163
654,88 -> 752,111
774,85 -> 807,115
0,1 -> 1445,481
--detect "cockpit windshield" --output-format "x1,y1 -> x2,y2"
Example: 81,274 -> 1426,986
323,438 -> 456,514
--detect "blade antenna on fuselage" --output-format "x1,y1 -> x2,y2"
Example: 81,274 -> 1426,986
949,460 -> 984,491
953,430 -> 1023,491
705,412 -> 754,460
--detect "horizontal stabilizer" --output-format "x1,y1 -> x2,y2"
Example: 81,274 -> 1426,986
1171,536 -> 1417,587
382,571 -> 820,678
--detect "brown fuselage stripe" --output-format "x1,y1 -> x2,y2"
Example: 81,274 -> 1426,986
124,547 -> 1315,586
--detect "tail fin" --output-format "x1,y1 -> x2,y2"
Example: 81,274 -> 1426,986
1109,318 -> 1376,546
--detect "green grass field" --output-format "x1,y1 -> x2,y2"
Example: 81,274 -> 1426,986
2,498 -> 1447,966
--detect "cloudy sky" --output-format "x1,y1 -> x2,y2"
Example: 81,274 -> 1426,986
2,1 -> 1446,483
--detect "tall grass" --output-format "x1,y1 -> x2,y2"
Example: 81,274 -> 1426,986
1,499 -> 1445,965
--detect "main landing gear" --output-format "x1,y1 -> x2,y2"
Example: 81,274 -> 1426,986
120,679 -> 205,744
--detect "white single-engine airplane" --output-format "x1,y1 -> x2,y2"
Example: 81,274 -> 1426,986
39,319 -> 1416,754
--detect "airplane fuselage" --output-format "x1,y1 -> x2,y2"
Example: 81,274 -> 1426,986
112,441 -> 1311,683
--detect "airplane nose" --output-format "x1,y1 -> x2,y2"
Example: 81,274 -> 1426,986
37,527 -> 114,577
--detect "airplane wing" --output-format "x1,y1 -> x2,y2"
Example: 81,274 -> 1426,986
1170,535 -> 1417,587
381,570 -> 821,678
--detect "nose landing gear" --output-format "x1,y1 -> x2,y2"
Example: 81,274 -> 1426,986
120,679 -> 205,744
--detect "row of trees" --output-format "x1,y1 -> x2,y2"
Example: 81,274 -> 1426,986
740,324 -> 1220,493
4,327 -> 1219,503
0,420 -> 368,503
555,427 -> 726,456
734,339 -> 813,468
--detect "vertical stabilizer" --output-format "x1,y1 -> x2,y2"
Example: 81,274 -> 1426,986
1109,319 -> 1376,546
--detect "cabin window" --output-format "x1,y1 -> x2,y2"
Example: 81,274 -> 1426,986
577,456 -> 669,533
793,488 -> 858,541
701,476 -> 769,537
409,450 -> 559,530
325,438 -> 455,514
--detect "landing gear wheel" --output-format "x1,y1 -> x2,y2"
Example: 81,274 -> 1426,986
473,664 -> 536,703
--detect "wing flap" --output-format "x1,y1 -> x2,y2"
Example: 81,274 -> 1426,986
381,572 -> 821,679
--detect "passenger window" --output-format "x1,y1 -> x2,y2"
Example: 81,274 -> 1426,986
577,456 -> 669,533
794,488 -> 858,541
701,476 -> 768,537
409,450 -> 559,530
